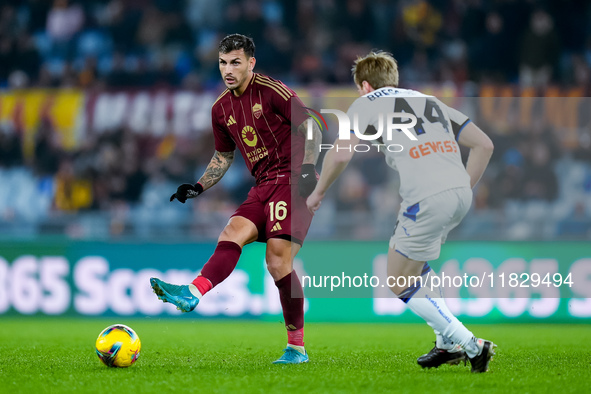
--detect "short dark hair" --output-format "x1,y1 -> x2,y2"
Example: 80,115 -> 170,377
218,34 -> 255,58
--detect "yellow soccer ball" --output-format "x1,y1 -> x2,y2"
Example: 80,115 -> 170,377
95,324 -> 141,367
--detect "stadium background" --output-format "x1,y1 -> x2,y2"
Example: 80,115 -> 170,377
0,0 -> 590,324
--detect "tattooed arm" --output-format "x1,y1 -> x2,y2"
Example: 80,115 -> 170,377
298,118 -> 322,165
197,150 -> 235,191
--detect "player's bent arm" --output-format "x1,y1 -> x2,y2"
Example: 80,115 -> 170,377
298,119 -> 322,165
197,150 -> 235,191
457,122 -> 494,188
315,134 -> 358,195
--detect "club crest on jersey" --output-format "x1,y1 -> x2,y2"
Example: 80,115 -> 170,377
241,125 -> 258,147
252,103 -> 263,119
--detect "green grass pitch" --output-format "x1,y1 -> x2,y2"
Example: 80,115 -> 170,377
1,318 -> 589,393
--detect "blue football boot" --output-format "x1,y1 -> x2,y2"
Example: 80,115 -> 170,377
150,277 -> 199,312
273,347 -> 309,364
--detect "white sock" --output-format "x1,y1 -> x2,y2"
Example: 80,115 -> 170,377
188,284 -> 203,299
287,344 -> 306,355
434,330 -> 456,351
401,272 -> 479,358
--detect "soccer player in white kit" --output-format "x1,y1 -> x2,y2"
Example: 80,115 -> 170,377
306,52 -> 496,373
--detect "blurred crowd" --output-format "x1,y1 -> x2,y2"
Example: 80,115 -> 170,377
1,95 -> 591,240
0,0 -> 591,90
0,120 -> 255,237
1,0 -> 591,240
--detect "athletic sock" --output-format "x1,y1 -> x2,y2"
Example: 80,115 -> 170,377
191,241 -> 242,296
399,267 -> 479,358
432,319 -> 455,351
188,281 -> 209,298
287,328 -> 304,347
287,343 -> 306,355
275,271 -> 305,346
434,331 -> 456,351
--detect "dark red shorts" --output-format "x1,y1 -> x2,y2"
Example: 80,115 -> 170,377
231,184 -> 313,245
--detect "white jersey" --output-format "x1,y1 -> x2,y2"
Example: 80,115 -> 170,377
346,87 -> 471,203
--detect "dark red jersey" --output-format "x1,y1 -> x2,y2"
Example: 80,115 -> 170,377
211,73 -> 308,185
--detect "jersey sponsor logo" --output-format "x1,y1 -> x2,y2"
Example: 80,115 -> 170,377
409,140 -> 458,159
246,146 -> 268,164
226,115 -> 236,126
252,103 -> 263,119
241,125 -> 258,147
270,222 -> 283,232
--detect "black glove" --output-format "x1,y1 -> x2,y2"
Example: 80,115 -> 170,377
298,164 -> 318,197
170,182 -> 204,203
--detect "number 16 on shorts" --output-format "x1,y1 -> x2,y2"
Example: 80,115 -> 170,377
269,201 -> 287,222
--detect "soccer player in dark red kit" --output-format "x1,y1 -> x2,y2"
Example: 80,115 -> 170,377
150,34 -> 321,364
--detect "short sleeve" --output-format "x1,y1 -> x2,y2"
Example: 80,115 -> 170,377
444,104 -> 471,141
212,107 -> 235,152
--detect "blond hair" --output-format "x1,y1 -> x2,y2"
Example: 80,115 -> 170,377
352,51 -> 399,89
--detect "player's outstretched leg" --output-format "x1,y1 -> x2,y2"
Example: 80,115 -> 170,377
150,277 -> 200,312
150,239 -> 244,312
417,343 -> 467,369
